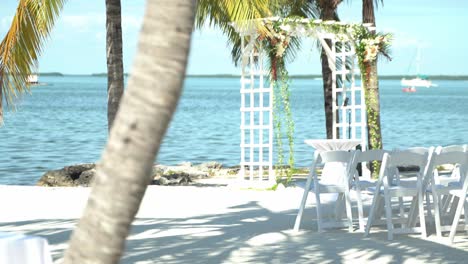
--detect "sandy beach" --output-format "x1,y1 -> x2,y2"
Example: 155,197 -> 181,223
0,183 -> 467,263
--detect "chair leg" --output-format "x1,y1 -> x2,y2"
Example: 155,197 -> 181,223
441,195 -> 451,215
398,196 -> 405,227
448,197 -> 460,223
449,194 -> 466,244
464,202 -> 468,235
418,190 -> 427,238
426,192 -> 433,221
407,197 -> 418,228
335,194 -> 344,221
365,191 -> 380,237
376,197 -> 385,222
355,186 -> 365,232
433,192 -> 442,237
294,172 -> 314,232
384,193 -> 394,240
344,188 -> 354,232
315,189 -> 323,232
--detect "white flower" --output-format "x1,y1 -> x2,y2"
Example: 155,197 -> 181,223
369,45 -> 378,56
295,25 -> 305,34
276,44 -> 286,57
363,45 -> 379,62
279,24 -> 291,32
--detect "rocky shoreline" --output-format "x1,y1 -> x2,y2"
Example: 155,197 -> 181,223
36,162 -> 241,187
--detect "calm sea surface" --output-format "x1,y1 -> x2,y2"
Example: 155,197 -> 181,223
1,76 -> 467,185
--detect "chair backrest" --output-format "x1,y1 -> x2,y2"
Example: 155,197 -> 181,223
431,151 -> 467,167
384,147 -> 434,186
354,149 -> 389,163
388,148 -> 430,167
353,149 -> 390,179
436,144 -> 468,154
430,150 -> 468,185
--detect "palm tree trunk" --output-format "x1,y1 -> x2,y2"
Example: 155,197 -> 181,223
320,44 -> 333,139
362,0 -> 383,177
362,0 -> 383,152
106,0 -> 124,131
63,0 -> 197,262
363,60 -> 381,150
318,1 -> 341,139
362,0 -> 376,25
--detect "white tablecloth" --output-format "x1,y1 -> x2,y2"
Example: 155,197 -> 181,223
304,139 -> 361,152
0,232 -> 53,264
305,139 -> 361,200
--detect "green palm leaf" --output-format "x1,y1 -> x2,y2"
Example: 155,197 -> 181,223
196,1 -> 318,66
0,0 -> 65,123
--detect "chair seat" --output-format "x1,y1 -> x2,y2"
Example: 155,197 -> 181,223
427,183 -> 462,194
353,179 -> 376,188
368,185 -> 419,196
437,176 -> 460,186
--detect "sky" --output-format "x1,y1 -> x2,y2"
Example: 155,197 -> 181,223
1,0 -> 467,75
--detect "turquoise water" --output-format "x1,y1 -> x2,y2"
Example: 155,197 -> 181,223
1,76 -> 467,185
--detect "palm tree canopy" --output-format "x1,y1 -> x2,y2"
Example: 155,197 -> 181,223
195,0 -> 318,66
0,0 -> 65,120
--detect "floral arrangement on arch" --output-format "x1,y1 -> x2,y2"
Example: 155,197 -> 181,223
255,22 -> 292,81
352,24 -> 392,65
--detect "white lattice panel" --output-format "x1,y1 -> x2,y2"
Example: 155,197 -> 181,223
239,35 -> 274,182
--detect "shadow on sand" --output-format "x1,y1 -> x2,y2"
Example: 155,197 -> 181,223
1,200 -> 467,263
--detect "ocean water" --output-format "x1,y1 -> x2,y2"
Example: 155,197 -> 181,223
1,76 -> 467,185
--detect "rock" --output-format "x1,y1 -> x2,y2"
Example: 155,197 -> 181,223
75,169 -> 96,187
152,171 -> 192,185
152,166 -> 165,178
37,164 -> 96,187
199,161 -> 223,170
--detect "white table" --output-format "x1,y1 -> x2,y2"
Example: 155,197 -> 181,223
305,139 -> 361,185
0,232 -> 53,264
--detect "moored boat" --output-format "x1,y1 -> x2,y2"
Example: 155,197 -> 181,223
27,74 -> 39,84
402,86 -> 417,93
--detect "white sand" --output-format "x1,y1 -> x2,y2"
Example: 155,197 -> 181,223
0,184 -> 467,263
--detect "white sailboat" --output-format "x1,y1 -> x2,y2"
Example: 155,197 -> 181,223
401,46 -> 435,90
27,74 -> 39,84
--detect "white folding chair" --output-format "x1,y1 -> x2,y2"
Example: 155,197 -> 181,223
434,145 -> 467,186
426,150 -> 468,238
448,169 -> 468,244
365,147 -> 434,240
352,149 -> 390,231
294,150 -> 357,232
433,145 -> 468,218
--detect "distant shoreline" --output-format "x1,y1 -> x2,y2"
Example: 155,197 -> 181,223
37,72 -> 468,80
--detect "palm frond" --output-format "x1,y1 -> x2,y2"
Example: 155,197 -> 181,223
196,0 -> 275,30
0,0 -> 65,123
375,0 -> 384,9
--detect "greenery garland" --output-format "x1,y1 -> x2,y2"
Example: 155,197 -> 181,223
259,21 -> 296,185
